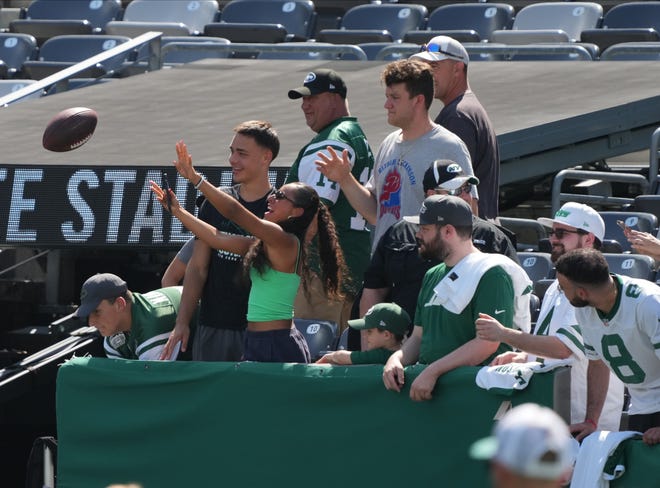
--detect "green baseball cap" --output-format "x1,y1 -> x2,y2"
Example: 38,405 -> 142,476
348,303 -> 411,335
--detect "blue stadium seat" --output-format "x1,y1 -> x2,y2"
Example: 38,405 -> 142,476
499,217 -> 549,252
599,211 -> 658,253
491,2 -> 602,44
294,319 -> 338,361
318,3 -> 427,44
9,0 -> 122,46
204,22 -> 288,43
217,0 -> 316,41
0,33 -> 37,78
603,253 -> 656,281
21,34 -> 131,80
404,3 -> 515,44
0,78 -> 41,101
581,1 -> 660,52
105,0 -> 219,37
517,252 -> 555,284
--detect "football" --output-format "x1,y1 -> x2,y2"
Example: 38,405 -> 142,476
42,107 -> 98,152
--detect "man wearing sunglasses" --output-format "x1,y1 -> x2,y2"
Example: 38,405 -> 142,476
476,202 -> 625,432
286,69 -> 374,332
411,35 -> 500,221
355,160 -> 518,350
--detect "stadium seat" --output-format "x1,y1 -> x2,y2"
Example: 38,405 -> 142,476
633,194 -> 660,221
490,2 -> 602,44
581,1 -> 660,52
317,3 -> 427,44
335,327 -> 348,351
9,0 -> 122,46
21,34 -> 131,80
216,0 -> 316,41
105,0 -> 219,37
0,78 -> 41,101
600,42 -> 660,61
517,252 -> 555,284
529,293 -> 541,328
603,253 -> 656,281
533,278 -> 554,302
293,319 -> 338,362
499,217 -> 549,252
599,211 -> 658,253
204,22 -> 287,43
0,33 -> 37,78
404,3 -> 515,44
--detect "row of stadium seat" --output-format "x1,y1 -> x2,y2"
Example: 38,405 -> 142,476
4,1 -> 660,52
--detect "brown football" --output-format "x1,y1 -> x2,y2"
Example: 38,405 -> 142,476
42,107 -> 98,152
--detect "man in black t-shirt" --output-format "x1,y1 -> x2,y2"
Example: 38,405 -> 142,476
159,121 -> 278,361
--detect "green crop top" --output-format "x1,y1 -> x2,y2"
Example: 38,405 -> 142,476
246,238 -> 301,322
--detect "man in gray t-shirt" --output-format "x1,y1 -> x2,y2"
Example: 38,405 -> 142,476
316,59 -> 474,252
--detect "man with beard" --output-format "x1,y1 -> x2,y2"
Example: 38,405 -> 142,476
476,202 -> 625,431
554,249 -> 660,446
382,195 -> 531,401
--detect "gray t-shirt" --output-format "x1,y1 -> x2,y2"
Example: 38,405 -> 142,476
366,124 -> 474,251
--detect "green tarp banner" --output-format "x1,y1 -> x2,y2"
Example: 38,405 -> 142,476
53,357 -> 653,488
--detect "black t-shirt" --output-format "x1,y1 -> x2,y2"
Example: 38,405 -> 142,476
197,185 -> 273,330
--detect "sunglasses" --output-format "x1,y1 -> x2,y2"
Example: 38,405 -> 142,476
548,228 -> 587,239
443,183 -> 472,196
421,42 -> 466,62
273,189 -> 298,206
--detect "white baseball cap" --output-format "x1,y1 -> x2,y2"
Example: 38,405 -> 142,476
469,403 -> 578,481
410,35 -> 469,65
538,202 -> 605,241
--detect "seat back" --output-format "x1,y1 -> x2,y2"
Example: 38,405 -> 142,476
510,2 -> 603,41
0,79 -> 40,100
25,0 -> 122,30
599,211 -> 659,253
517,252 -> 555,284
0,33 -> 37,73
634,194 -> 660,221
220,0 -> 315,40
601,1 -> 660,31
498,217 -> 549,252
426,3 -> 515,42
134,36 -> 230,65
120,0 -> 219,33
340,4 -> 428,41
258,42 -> 338,60
603,253 -> 656,281
37,34 -> 131,63
294,319 -> 338,361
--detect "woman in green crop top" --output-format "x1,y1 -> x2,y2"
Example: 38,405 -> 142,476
151,140 -> 346,363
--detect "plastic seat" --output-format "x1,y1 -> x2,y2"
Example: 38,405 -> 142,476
599,211 -> 658,253
204,22 -> 288,43
293,319 -> 338,362
217,0 -> 315,41
603,253 -> 656,281
600,42 -> 660,61
490,2 -> 602,44
517,252 -> 555,284
0,78 -> 41,101
9,0 -> 122,46
21,34 -> 131,80
404,3 -> 515,44
499,217 -> 549,252
581,1 -> 660,52
0,33 -> 37,78
105,0 -> 219,37
633,195 -> 660,221
318,3 -> 427,44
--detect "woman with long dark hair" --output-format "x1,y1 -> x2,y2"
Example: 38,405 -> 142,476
151,141 -> 346,363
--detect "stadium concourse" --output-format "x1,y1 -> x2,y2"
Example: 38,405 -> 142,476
2,57 -> 660,485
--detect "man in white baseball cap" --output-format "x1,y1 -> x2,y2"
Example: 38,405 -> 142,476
537,202 -> 605,261
411,35 -> 500,221
470,403 -> 578,487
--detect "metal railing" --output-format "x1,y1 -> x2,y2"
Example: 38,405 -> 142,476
159,41 -> 367,60
0,31 -> 163,107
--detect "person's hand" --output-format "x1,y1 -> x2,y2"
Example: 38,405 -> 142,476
643,426 -> 660,445
490,350 -> 528,366
315,146 -> 352,184
569,420 -> 597,442
409,367 -> 438,402
475,313 -> 507,342
174,140 -> 201,183
627,229 -> 660,260
383,355 -> 405,392
150,181 -> 182,214
159,321 -> 190,360
315,350 -> 351,365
